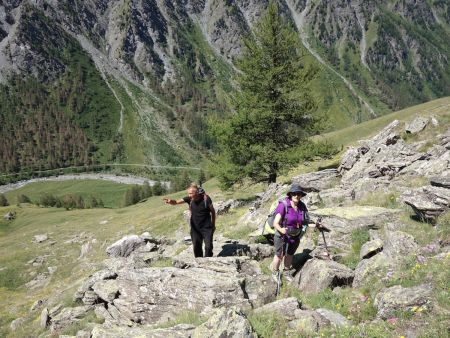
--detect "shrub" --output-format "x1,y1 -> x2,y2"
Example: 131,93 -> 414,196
39,193 -> 59,207
17,194 -> 31,204
436,211 -> 450,245
0,194 -> 9,206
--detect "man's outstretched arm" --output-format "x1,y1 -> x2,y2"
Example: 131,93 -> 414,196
163,197 -> 185,205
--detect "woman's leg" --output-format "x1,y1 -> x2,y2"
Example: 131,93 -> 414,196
272,254 -> 283,271
272,234 -> 284,271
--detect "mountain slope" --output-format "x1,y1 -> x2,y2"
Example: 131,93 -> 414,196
0,0 -> 448,175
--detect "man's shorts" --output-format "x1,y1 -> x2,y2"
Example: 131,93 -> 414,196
274,232 -> 300,257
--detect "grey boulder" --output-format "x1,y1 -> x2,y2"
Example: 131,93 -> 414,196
374,284 -> 433,319
295,259 -> 354,293
192,308 -> 256,338
106,235 -> 145,257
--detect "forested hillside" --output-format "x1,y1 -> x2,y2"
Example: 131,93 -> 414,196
0,0 -> 448,177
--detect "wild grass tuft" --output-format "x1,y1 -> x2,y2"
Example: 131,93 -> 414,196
340,228 -> 370,269
247,311 -> 288,338
156,310 -> 207,329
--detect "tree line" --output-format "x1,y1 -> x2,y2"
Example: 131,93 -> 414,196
0,193 -> 104,210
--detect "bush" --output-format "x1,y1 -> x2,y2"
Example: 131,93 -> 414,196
0,194 -> 9,206
17,194 -> 31,204
152,181 -> 166,196
39,193 -> 59,207
437,211 -> 450,245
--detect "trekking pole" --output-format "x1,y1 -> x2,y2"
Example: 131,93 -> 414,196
276,270 -> 281,296
317,217 -> 332,260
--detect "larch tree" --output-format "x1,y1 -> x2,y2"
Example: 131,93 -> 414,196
212,2 -> 321,188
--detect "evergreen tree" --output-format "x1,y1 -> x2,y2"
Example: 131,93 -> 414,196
152,182 -> 165,196
141,181 -> 153,199
172,171 -> 191,192
211,2 -> 321,188
130,186 -> 141,204
122,189 -> 133,207
198,170 -> 206,187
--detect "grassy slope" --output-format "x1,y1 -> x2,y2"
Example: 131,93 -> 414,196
0,97 -> 449,336
316,96 -> 450,148
3,180 -> 131,209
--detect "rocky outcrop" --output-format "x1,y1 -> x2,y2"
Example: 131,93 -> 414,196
192,308 -> 256,338
309,206 -> 399,257
239,183 -> 288,229
295,259 -> 354,293
431,176 -> 450,189
3,211 -> 15,220
106,235 -> 146,257
315,308 -> 352,328
253,297 -> 301,321
292,169 -> 340,192
405,116 -> 429,134
32,234 -> 48,243
336,119 -> 449,210
402,185 -> 450,222
360,239 -> 383,259
374,284 -> 433,319
75,234 -> 277,330
352,253 -> 393,288
91,324 -> 195,338
383,230 -> 418,260
49,306 -> 93,332
215,199 -> 249,215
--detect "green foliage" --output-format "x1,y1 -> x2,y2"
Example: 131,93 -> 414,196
210,2 -> 322,188
198,170 -> 207,187
121,182 -> 163,207
358,191 -> 401,209
437,211 -> 450,245
152,181 -> 166,196
17,194 -> 31,204
340,228 -> 370,269
0,194 -> 9,206
5,179 -> 129,209
171,171 -> 192,193
150,258 -> 173,267
0,5 -> 120,175
39,193 -> 59,207
156,310 -> 207,329
35,192 -> 105,210
247,311 -> 288,338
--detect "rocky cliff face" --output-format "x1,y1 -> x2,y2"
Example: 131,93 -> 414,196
0,0 -> 449,171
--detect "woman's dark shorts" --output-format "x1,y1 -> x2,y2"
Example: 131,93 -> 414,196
274,232 -> 300,257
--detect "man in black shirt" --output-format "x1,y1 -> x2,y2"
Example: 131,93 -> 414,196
163,184 -> 216,257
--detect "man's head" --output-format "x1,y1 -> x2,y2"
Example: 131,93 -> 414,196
187,183 -> 200,200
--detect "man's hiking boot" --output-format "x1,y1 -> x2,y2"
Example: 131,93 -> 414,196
282,268 -> 295,283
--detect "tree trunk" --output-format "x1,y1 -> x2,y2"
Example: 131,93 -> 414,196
268,162 -> 278,183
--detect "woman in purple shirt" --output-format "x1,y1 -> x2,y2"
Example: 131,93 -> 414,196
271,183 -> 312,283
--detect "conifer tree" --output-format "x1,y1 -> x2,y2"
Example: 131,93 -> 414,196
211,2 -> 321,188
